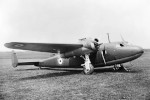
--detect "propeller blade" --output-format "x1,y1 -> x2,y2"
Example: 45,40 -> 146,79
107,33 -> 111,43
120,34 -> 128,43
101,46 -> 106,65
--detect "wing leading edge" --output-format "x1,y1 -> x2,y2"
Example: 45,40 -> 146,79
5,42 -> 83,53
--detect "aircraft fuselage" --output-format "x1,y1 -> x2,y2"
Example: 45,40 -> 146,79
37,42 -> 143,68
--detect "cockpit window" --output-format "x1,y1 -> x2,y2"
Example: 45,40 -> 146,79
120,43 -> 124,47
116,43 -> 124,47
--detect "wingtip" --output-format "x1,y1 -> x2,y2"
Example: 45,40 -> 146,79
4,42 -> 11,48
4,42 -> 17,49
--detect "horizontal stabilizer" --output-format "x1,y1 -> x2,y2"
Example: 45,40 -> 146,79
11,50 -> 39,68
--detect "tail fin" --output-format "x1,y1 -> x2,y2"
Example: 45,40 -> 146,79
11,50 -> 18,68
11,50 -> 40,68
107,33 -> 111,43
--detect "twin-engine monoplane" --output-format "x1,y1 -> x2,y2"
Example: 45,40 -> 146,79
4,35 -> 144,74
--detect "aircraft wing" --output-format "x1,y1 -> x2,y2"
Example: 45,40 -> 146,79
5,42 -> 83,53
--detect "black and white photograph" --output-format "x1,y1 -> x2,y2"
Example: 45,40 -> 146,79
0,0 -> 150,100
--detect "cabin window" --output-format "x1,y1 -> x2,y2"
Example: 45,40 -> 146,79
116,43 -> 124,48
120,43 -> 124,47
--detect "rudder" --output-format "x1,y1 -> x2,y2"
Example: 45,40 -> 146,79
11,50 -> 18,68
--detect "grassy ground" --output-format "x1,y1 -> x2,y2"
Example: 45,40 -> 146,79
0,51 -> 150,100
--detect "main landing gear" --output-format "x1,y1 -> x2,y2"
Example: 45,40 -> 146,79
113,64 -> 129,71
81,54 -> 94,75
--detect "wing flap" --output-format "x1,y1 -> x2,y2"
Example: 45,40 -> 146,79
5,42 -> 83,53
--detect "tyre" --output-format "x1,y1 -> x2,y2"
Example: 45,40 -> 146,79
83,64 -> 94,75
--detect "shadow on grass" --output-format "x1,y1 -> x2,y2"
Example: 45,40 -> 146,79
43,67 -> 143,73
0,82 -> 5,100
0,94 -> 4,100
16,66 -> 143,81
16,68 -> 40,71
16,67 -> 116,73
17,70 -> 81,81
16,66 -> 143,73
126,68 -> 143,73
16,68 -> 114,81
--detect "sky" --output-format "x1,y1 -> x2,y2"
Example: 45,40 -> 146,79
0,0 -> 150,51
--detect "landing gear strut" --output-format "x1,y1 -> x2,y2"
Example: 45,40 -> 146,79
113,64 -> 129,71
81,54 -> 94,75
38,66 -> 42,70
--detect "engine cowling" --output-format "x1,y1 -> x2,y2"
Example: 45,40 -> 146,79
62,38 -> 100,58
82,41 -> 96,50
79,38 -> 99,50
63,47 -> 93,58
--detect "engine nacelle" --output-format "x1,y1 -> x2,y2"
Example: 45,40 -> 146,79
61,38 -> 100,58
79,38 -> 99,50
82,41 -> 96,50
63,47 -> 93,58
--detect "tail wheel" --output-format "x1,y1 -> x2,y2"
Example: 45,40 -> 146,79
114,64 -> 129,71
83,63 -> 94,75
119,64 -> 129,71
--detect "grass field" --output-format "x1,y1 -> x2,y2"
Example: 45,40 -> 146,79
0,50 -> 150,100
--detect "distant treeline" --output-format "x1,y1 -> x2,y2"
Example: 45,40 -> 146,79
0,51 -> 54,59
144,49 -> 150,52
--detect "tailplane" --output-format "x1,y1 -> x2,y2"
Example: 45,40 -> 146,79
11,50 -> 39,68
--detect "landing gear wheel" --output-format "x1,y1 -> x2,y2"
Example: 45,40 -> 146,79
83,63 -> 94,75
81,54 -> 94,75
113,64 -> 120,71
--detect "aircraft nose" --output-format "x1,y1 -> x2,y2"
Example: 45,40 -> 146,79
132,46 -> 144,55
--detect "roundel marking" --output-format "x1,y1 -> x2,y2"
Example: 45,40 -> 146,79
57,58 -> 63,65
14,44 -> 25,47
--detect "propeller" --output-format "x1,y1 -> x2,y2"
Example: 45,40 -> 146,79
107,33 -> 111,43
101,49 -> 106,65
120,34 -> 128,44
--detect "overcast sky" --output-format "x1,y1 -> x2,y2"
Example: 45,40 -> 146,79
0,0 -> 150,51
